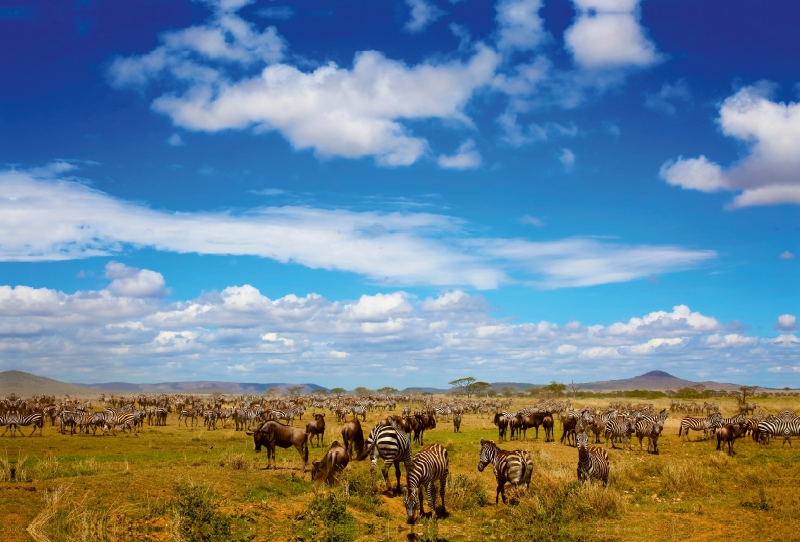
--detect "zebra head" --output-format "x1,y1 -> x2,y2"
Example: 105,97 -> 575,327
478,439 -> 495,472
576,431 -> 589,451
401,485 -> 418,524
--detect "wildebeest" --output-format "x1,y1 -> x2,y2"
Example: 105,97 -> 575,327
716,423 -> 747,456
306,413 -> 326,448
517,412 -> 544,440
560,414 -> 578,446
341,418 -> 364,458
311,440 -> 350,485
542,415 -> 554,442
493,413 -> 509,441
247,421 -> 308,470
453,412 -> 462,433
413,414 -> 436,445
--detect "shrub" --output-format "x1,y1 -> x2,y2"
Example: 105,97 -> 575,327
169,484 -> 234,542
446,474 -> 489,511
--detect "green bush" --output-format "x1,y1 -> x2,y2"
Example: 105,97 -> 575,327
170,484 -> 236,542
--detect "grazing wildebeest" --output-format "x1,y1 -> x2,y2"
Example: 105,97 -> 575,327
560,414 -> 578,446
311,441 -> 350,485
306,413 -> 326,448
341,418 -> 364,458
453,412 -> 462,433
716,423 -> 747,456
542,415 -> 554,442
247,421 -> 308,470
413,414 -> 435,445
493,413 -> 509,441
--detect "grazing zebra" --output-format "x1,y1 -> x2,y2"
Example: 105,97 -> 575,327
754,417 -> 800,446
433,406 -> 451,421
356,419 -> 412,495
577,431 -> 609,487
402,443 -> 449,524
204,409 -> 218,430
402,406 -> 411,417
268,409 -> 296,425
678,414 -> 721,441
453,412 -> 462,433
477,439 -> 533,504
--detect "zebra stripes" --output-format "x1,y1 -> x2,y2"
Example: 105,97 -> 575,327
678,413 -> 722,441
0,412 -> 44,437
358,419 -> 412,495
754,416 -> 800,446
577,431 -> 609,487
605,416 -> 635,449
402,443 -> 449,524
477,439 -> 533,504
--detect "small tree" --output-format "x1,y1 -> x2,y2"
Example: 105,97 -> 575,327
449,377 -> 477,397
735,385 -> 759,405
568,381 -> 581,398
330,387 -> 346,396
525,387 -> 540,397
487,389 -> 498,397
501,386 -> 516,397
542,381 -> 566,398
354,386 -> 372,397
377,387 -> 398,395
266,387 -> 279,396
288,386 -> 305,397
469,381 -> 492,397
311,389 -> 329,395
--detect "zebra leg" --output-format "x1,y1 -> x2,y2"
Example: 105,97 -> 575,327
438,477 -> 447,517
393,460 -> 402,495
380,461 -> 391,493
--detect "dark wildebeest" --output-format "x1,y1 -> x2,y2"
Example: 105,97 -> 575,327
560,414 -> 578,446
453,412 -> 462,433
493,412 -> 509,441
542,415 -> 554,442
306,413 -> 326,448
341,418 -> 364,458
716,423 -> 747,456
311,440 -> 350,485
247,421 -> 309,470
413,414 -> 435,446
517,412 -> 544,440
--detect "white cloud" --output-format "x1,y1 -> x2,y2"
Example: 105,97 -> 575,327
497,112 -> 579,146
256,6 -> 294,20
556,344 -> 578,355
330,350 -> 349,359
105,262 -> 167,298
779,250 -> 795,259
421,290 -> 490,313
645,79 -> 692,115
0,167 -> 716,290
776,314 -> 797,331
705,334 -> 759,348
344,293 -> 414,321
521,215 -> 545,226
167,133 -> 185,146
404,0 -> 445,33
625,337 -> 684,355
438,139 -> 482,169
495,0 -> 546,52
564,0 -> 659,70
109,0 -> 499,167
605,305 -> 721,336
772,334 -> 800,348
660,83 -> 800,208
580,346 -> 620,359
559,148 -> 576,172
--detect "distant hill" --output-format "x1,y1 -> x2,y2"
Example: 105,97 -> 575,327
575,370 -> 743,392
78,381 -> 328,394
0,370 -> 99,398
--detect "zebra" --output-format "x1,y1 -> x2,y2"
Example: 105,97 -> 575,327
433,406 -> 452,421
678,414 -> 722,441
350,405 -> 367,421
754,417 -> 800,446
268,409 -> 295,425
356,419 -> 412,495
179,407 -> 202,427
605,415 -> 635,449
477,439 -> 533,504
634,417 -> 664,454
204,409 -> 218,430
402,443 -> 449,524
99,408 -> 138,436
577,431 -> 609,487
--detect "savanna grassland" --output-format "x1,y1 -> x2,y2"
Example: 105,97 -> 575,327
1,395 -> 799,542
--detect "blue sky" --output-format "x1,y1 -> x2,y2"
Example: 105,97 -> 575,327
0,0 -> 798,388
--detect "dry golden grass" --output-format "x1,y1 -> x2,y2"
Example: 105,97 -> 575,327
0,394 -> 797,541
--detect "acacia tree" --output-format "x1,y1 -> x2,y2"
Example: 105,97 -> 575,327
266,387 -> 279,396
330,387 -> 346,396
568,381 -> 581,398
377,387 -> 398,395
469,381 -> 492,397
311,389 -> 329,395
734,385 -> 759,405
449,377 -> 476,397
288,386 -> 305,396
542,381 -> 566,398
354,386 -> 372,397
501,386 -> 516,397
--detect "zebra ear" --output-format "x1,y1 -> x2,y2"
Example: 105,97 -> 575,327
480,439 -> 485,445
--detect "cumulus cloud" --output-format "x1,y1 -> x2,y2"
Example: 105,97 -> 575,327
645,79 -> 692,115
438,139 -> 482,169
705,333 -> 759,348
497,112 -> 579,146
776,314 -> 797,331
495,0 -> 546,52
0,280 -> 782,383
0,167 -> 716,290
105,262 -> 167,298
564,0 -> 660,70
108,0 -> 499,167
404,0 -> 445,33
660,83 -> 800,208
